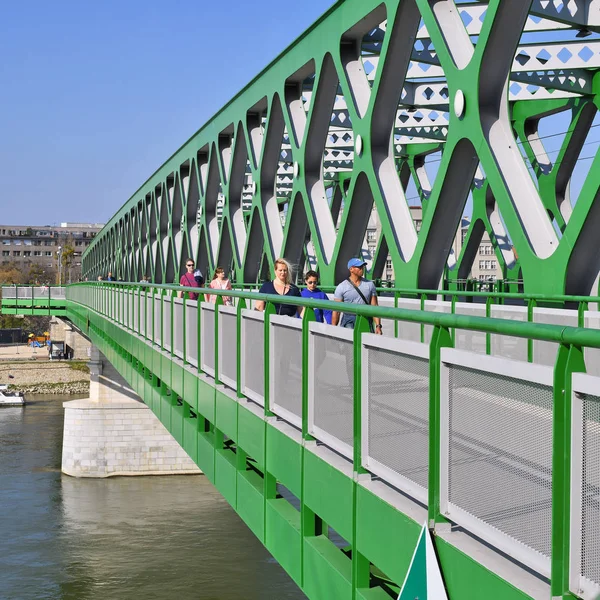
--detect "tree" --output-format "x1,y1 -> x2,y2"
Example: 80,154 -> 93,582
0,262 -> 26,285
26,263 -> 54,285
58,242 -> 75,285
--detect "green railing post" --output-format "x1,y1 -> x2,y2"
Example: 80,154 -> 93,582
527,298 -> 536,363
214,296 -> 223,385
263,302 -> 276,417
301,306 -> 316,441
428,324 -> 453,528
236,298 -> 247,399
486,295 -> 494,355
169,292 -> 175,357
352,315 -> 371,475
551,343 -> 585,599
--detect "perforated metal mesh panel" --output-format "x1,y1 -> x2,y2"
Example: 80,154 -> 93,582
396,299 -> 422,343
310,331 -> 354,458
242,314 -> 264,405
173,301 -> 184,359
580,393 -> 600,589
132,291 -> 138,331
201,304 -> 215,376
271,320 -> 303,427
490,306 -> 528,362
447,365 -> 553,563
153,296 -> 161,346
185,302 -> 198,367
115,290 -> 122,324
163,298 -> 172,352
584,312 -> 600,378
145,295 -> 153,340
139,293 -> 146,337
365,346 -> 429,498
219,310 -> 238,390
454,303 -> 486,354
533,308 -> 577,367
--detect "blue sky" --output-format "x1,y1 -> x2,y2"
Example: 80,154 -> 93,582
0,0 -> 333,226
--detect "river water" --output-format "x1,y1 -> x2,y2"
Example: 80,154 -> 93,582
0,395 -> 305,600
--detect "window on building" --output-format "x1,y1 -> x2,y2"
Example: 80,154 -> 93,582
1,251 -> 8,257
44,241 -> 53,246
2,240 -> 9,245
13,240 -> 21,245
13,251 -> 20,256
490,260 -> 497,270
75,241 -> 82,246
23,251 -> 31,257
24,240 -> 32,246
479,247 -> 485,255
367,231 -> 376,242
44,251 -> 52,256
479,260 -> 485,270
34,251 -> 42,256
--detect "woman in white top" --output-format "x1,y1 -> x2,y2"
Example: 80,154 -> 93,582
208,267 -> 233,305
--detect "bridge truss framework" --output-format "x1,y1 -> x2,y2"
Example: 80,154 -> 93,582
85,0 -> 600,294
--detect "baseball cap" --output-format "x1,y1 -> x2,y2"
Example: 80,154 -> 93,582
347,258 -> 367,269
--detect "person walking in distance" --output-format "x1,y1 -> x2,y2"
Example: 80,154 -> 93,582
332,258 -> 382,334
208,267 -> 233,305
177,258 -> 200,300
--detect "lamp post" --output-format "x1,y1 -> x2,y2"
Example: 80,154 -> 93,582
57,246 -> 62,286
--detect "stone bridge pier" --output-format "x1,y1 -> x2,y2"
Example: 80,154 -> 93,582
62,346 -> 200,478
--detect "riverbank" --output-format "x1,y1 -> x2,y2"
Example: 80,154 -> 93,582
0,357 -> 90,395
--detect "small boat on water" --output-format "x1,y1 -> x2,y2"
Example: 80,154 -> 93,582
0,384 -> 25,406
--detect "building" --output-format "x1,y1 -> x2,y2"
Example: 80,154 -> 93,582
365,209 -> 504,283
0,222 -> 104,284
470,229 -> 504,282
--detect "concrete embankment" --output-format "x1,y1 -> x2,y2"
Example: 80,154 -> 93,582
0,347 -> 90,395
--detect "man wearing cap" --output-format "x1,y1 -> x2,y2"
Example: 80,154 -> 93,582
332,258 -> 382,334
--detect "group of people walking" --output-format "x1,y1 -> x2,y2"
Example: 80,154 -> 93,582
178,256 -> 382,334
177,258 -> 232,305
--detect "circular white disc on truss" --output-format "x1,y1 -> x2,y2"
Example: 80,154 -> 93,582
454,90 -> 465,118
355,134 -> 363,157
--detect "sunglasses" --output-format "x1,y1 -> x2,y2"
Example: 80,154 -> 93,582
306,280 -> 318,285
186,263 -> 194,267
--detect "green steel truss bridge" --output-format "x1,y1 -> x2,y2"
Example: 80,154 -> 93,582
5,281 -> 600,599
84,0 -> 600,296
11,0 -> 600,597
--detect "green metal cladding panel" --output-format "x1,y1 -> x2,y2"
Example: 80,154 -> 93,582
266,426 -> 303,499
236,403 -> 265,470
236,469 -> 266,543
214,448 -> 238,508
215,388 -> 238,442
303,536 -> 352,600
265,499 -> 302,586
303,450 -> 354,546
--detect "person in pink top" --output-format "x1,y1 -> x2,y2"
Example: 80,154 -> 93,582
208,267 -> 233,305
177,258 -> 200,300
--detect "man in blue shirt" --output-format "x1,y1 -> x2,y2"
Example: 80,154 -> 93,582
332,258 -> 382,334
301,270 -> 332,324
